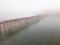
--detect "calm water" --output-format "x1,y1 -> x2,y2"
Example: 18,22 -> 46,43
1,16 -> 60,45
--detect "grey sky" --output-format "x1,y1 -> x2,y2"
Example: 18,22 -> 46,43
0,0 -> 60,21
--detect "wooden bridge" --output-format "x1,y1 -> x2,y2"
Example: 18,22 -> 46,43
0,15 -> 45,41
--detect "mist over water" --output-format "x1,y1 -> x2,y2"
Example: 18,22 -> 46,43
0,0 -> 60,45
1,0 -> 60,45
1,16 -> 60,45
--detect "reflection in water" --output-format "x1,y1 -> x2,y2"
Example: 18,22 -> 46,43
1,16 -> 60,45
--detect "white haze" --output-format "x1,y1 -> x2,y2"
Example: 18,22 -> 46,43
0,0 -> 60,21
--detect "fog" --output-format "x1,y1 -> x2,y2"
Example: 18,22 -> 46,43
0,0 -> 60,21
